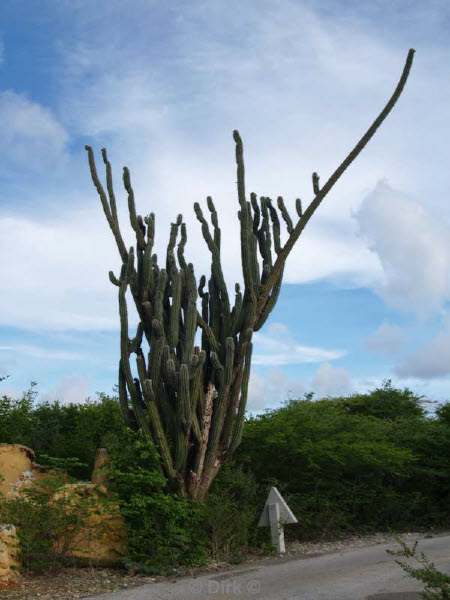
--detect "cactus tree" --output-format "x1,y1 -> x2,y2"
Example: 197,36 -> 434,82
85,49 -> 415,500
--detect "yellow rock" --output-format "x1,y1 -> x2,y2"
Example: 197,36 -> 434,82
52,483 -> 127,564
91,448 -> 109,485
0,445 -> 127,566
0,444 -> 36,498
0,524 -> 21,588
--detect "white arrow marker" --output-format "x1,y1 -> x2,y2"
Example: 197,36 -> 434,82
258,487 -> 297,554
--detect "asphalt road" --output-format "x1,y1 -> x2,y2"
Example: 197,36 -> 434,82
87,534 -> 450,600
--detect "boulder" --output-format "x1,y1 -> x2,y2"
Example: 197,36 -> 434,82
0,524 -> 21,588
52,483 -> 127,564
91,448 -> 109,485
0,444 -> 36,498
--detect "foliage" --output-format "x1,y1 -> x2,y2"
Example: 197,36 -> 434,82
435,402 -> 450,426
331,379 -> 428,420
387,536 -> 450,599
105,429 -> 208,573
203,460 -> 270,561
238,383 -> 450,540
1,378 -> 449,563
0,381 -> 126,479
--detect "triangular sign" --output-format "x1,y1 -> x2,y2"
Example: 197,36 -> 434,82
258,486 -> 298,527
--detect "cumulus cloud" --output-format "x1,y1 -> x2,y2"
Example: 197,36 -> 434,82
252,322 -> 346,366
311,362 -> 353,398
0,90 -> 68,171
40,374 -> 91,405
362,320 -> 408,356
0,209 -> 131,331
248,360 -> 354,411
395,329 -> 450,380
355,179 -> 450,319
248,368 -> 305,411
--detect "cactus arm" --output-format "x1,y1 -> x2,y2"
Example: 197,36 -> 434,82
206,196 -> 221,250
118,358 -> 133,427
85,145 -> 129,263
233,131 -> 257,308
194,201 -> 231,332
228,339 -> 253,455
221,329 -> 252,447
255,48 -> 415,323
177,223 -> 188,271
277,196 -> 293,234
142,378 -> 176,479
118,280 -> 153,441
122,166 -> 146,251
312,171 -> 320,195
254,266 -> 284,332
266,197 -> 281,255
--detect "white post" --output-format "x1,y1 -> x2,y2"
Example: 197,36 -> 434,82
268,502 -> 285,553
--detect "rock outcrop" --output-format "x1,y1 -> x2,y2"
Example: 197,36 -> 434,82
0,445 -> 127,567
0,525 -> 20,588
0,444 -> 39,498
52,482 -> 127,564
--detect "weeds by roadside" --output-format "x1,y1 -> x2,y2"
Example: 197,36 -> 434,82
387,536 -> 450,599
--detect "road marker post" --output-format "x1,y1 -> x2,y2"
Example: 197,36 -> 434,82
258,487 -> 298,554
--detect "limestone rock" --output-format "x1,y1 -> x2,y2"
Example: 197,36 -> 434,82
52,483 -> 127,564
0,444 -> 36,498
91,448 -> 109,485
0,524 -> 21,588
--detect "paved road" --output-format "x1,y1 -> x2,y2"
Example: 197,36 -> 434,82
87,534 -> 450,600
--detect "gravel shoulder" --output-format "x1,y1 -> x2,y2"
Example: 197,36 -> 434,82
2,529 -> 448,600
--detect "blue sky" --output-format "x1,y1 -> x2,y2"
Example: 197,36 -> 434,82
1,0 -> 450,413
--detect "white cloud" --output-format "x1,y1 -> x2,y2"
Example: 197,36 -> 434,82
355,179 -> 450,319
0,345 -> 85,361
248,368 -> 305,411
0,209 -> 130,331
40,374 -> 91,405
362,320 -> 408,356
395,331 -> 450,380
252,322 -> 346,366
0,90 -> 68,171
311,362 -> 353,398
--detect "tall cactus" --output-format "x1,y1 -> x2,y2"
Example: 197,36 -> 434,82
85,49 -> 415,500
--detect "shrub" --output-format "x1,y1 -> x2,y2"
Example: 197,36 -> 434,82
387,536 -> 450,599
203,460 -> 269,561
237,384 -> 450,540
105,429 -> 208,573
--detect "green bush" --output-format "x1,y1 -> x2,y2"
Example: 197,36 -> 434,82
203,460 -> 270,561
105,429 -> 208,573
387,536 -> 450,599
0,382 -> 126,479
237,383 -> 450,540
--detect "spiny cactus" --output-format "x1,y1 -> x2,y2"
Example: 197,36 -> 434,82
85,49 -> 415,500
